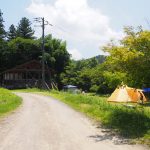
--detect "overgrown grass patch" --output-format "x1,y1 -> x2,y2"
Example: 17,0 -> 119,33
48,90 -> 150,145
0,88 -> 22,116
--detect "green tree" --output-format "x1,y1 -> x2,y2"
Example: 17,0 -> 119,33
7,37 -> 41,69
0,10 -> 7,72
43,35 -> 70,74
0,9 -> 6,40
61,61 -> 78,85
7,24 -> 17,41
103,26 -> 150,88
17,17 -> 34,39
37,35 -> 70,88
61,55 -> 106,92
0,40 -> 8,72
61,27 -> 150,93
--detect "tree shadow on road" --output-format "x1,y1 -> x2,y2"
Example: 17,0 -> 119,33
88,135 -> 131,145
88,127 -> 131,145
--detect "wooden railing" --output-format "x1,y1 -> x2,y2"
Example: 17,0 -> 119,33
0,79 -> 51,89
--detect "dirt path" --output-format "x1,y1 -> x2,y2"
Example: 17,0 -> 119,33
0,93 -> 148,150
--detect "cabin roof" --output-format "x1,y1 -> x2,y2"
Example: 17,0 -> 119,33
0,60 -> 51,75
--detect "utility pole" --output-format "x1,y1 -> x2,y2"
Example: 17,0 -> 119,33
42,17 -> 45,89
34,17 -> 52,89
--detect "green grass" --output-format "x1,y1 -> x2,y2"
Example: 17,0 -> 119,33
0,88 -> 22,116
14,88 -> 150,145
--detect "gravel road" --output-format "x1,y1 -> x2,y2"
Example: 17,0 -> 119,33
0,93 -> 148,150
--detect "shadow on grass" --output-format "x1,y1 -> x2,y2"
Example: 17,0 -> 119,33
143,102 -> 150,107
89,108 -> 150,145
103,107 -> 150,139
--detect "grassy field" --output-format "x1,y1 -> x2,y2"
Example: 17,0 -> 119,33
0,88 -> 22,116
14,88 -> 150,145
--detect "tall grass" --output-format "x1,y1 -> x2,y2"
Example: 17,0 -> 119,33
0,88 -> 22,116
48,90 -> 150,144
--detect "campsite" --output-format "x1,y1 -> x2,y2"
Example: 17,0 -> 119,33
11,87 -> 150,147
0,0 -> 150,149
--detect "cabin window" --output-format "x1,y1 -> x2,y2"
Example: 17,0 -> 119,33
9,73 -> 13,80
4,73 -> 13,80
4,73 -> 7,80
18,73 -> 23,79
14,73 -> 18,80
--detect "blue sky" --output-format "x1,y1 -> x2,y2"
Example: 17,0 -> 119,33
1,0 -> 150,59
89,0 -> 150,29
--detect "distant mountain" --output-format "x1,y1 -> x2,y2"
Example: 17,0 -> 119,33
81,55 -> 106,64
95,55 -> 106,64
72,55 -> 106,70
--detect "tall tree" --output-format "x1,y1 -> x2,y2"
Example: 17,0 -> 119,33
0,9 -> 7,72
41,35 -> 70,88
7,37 -> 41,68
7,24 -> 17,41
0,9 -> 6,40
102,26 -> 150,88
17,17 -> 34,39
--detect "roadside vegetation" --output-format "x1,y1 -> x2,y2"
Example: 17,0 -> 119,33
0,9 -> 150,93
61,27 -> 150,94
0,88 -> 22,116
14,88 -> 150,145
47,90 -> 150,145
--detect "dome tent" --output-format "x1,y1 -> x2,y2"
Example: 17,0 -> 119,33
107,85 -> 147,103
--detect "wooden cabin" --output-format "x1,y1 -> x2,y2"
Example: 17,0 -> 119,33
0,60 -> 52,89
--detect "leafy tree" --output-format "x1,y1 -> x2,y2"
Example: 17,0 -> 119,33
17,17 -> 34,39
103,26 -> 150,88
0,40 -> 8,72
61,27 -> 150,93
5,37 -> 41,70
7,24 -> 17,41
61,61 -> 78,85
61,55 -> 106,91
0,10 -> 7,72
103,71 -> 126,89
42,35 -> 70,88
0,9 -> 6,40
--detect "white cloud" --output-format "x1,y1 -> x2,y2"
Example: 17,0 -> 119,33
68,48 -> 82,60
27,0 -> 123,59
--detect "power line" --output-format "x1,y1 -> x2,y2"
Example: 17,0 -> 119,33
51,24 -> 84,43
35,18 -> 83,42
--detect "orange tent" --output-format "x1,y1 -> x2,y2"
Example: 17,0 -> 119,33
107,85 -> 147,103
